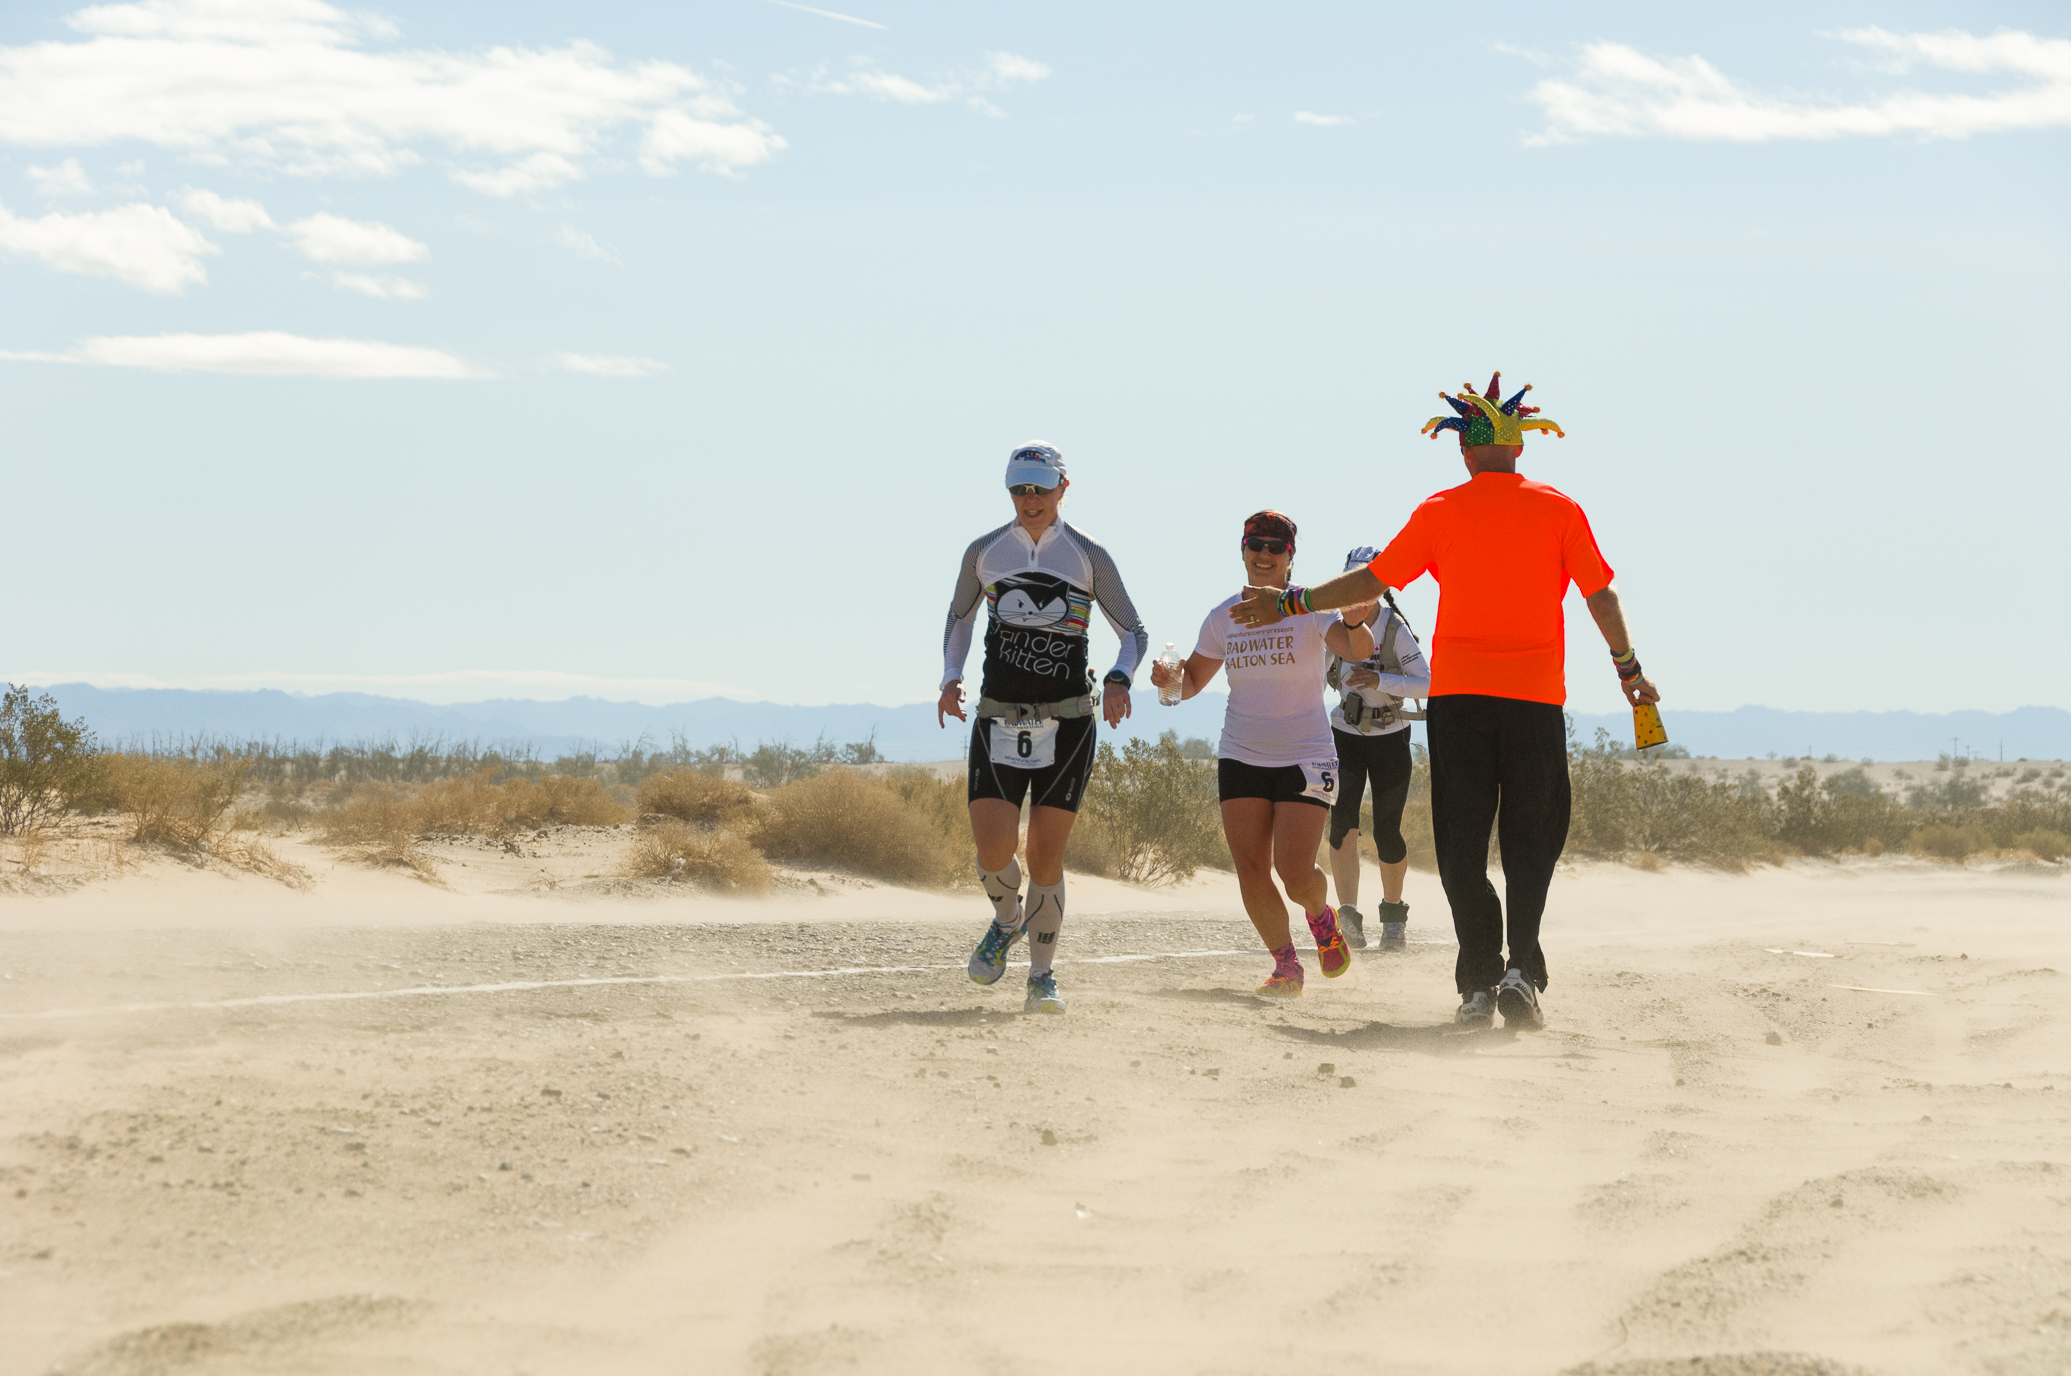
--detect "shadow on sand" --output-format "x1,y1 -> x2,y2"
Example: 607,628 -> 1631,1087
1264,1018 -> 1515,1055
812,1006 -> 1003,1028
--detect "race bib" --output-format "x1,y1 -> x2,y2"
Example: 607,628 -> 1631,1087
1299,759 -> 1338,804
989,716 -> 1060,770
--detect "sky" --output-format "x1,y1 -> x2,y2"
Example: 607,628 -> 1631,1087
1,0 -> 2066,720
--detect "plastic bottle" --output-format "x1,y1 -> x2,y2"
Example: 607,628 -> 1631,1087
1156,643 -> 1185,706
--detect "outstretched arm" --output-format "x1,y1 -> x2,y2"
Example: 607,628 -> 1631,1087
1585,585 -> 1660,707
1229,566 -> 1387,629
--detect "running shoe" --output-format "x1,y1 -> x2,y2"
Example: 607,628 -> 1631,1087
1255,972 -> 1304,999
1024,971 -> 1066,1014
1496,969 -> 1544,1030
1309,907 -> 1352,979
1455,988 -> 1496,1027
967,920 -> 1025,986
1378,899 -> 1410,951
1338,904 -> 1367,950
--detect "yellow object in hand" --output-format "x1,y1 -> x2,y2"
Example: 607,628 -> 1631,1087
1634,702 -> 1667,750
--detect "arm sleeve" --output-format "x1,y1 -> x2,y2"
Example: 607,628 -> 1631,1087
1563,503 -> 1616,598
1372,618 -> 1432,700
940,537 -> 988,691
1085,536 -> 1150,685
1367,504 -> 1434,591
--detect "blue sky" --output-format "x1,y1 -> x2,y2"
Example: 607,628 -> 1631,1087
1,0 -> 2066,720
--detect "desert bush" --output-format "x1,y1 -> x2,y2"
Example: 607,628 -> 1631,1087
317,785 -> 436,876
638,769 -> 760,828
1907,824 -> 1990,861
0,685 -> 101,836
1076,737 -> 1227,885
751,767 -> 968,886
2014,829 -> 2069,862
106,754 -> 250,848
1567,730 -> 1776,867
626,820 -> 772,894
499,775 -> 629,828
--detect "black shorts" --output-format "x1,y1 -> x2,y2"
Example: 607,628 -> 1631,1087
1329,726 -> 1413,859
967,714 -> 1097,813
1216,757 -> 1330,810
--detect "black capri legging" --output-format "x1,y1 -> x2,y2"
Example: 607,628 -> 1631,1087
1328,726 -> 1413,861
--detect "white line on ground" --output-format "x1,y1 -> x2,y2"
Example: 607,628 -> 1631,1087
1764,949 -> 1838,958
1826,984 -> 1938,996
0,950 -> 1259,1022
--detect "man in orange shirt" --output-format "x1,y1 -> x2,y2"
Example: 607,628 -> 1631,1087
1230,372 -> 1661,1029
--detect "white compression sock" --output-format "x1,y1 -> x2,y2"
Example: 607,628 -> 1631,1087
979,857 -> 1025,933
1024,880 -> 1065,975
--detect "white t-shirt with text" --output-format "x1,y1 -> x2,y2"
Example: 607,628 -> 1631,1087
1194,595 -> 1338,770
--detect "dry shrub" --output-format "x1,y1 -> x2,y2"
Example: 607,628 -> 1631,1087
2015,829 -> 2069,862
752,767 -> 967,887
318,785 -> 439,879
1907,824 -> 1990,861
212,834 -> 314,889
627,821 -> 771,894
106,754 -> 250,848
637,769 -> 759,828
501,775 -> 629,829
413,771 -> 508,834
1075,738 -> 1227,885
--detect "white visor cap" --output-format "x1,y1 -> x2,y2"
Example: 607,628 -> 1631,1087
1004,443 -> 1067,490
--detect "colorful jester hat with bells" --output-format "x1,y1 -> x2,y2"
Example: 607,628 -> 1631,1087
1421,372 -> 1566,446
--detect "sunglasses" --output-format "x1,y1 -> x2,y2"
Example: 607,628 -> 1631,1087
1243,537 -> 1289,555
1008,483 -> 1056,496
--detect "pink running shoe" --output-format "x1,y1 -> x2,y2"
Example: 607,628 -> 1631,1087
1256,971 -> 1304,998
1309,907 -> 1351,979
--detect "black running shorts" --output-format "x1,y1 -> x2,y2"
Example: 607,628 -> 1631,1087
967,714 -> 1098,813
1216,757 -> 1329,810
1328,726 -> 1413,859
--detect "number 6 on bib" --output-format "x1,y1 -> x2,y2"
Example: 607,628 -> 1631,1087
989,716 -> 1060,770
1300,760 -> 1338,803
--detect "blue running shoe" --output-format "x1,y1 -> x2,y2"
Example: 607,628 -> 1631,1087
968,920 -> 1025,986
1024,971 -> 1065,1014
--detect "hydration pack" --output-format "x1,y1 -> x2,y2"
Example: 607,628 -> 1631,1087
1328,607 -> 1426,730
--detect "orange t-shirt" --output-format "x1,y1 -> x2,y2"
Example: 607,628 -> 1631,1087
1367,473 -> 1614,705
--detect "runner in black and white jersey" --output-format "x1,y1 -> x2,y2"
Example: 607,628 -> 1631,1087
939,443 -> 1148,1015
1149,511 -> 1373,998
1325,545 -> 1432,952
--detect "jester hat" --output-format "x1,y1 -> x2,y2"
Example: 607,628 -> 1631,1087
1422,371 -> 1565,446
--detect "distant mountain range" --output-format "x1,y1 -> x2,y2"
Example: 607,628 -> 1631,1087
23,684 -> 2071,764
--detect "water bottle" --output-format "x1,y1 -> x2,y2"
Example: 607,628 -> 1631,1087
1156,643 -> 1184,706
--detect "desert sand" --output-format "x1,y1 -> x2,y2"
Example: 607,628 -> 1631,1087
2,829 -> 2068,1376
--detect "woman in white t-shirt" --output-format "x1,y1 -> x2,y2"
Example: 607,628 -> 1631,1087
1149,511 -> 1376,997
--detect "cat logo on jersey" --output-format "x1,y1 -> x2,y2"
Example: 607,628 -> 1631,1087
988,572 -> 1088,633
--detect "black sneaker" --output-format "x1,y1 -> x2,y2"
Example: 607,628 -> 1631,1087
1378,900 -> 1409,950
1338,904 -> 1367,949
1455,988 -> 1496,1027
1496,969 -> 1543,1029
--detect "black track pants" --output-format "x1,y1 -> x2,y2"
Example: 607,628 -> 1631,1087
1426,694 -> 1570,996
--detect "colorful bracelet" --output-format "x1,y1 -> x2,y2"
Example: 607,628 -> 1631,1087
1612,649 -> 1643,682
1276,586 -> 1312,618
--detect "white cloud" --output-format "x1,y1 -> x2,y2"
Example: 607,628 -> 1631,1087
1527,28 -> 2071,143
286,211 -> 426,264
802,49 -> 1050,111
1,330 -> 488,378
763,0 -> 887,31
1293,111 -> 1353,127
0,198 -> 215,292
553,225 -> 618,263
640,110 -> 787,176
556,352 -> 667,377
28,157 -> 93,195
180,188 -> 274,231
0,0 -> 785,185
451,151 -> 582,197
330,271 -> 425,299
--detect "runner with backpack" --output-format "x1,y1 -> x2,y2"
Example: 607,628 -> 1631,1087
1325,546 -> 1431,951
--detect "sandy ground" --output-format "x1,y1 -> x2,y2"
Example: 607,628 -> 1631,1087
2,832 -> 2069,1376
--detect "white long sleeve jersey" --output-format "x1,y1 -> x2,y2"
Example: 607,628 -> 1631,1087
941,520 -> 1149,704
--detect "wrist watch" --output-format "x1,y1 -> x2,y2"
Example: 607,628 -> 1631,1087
1102,671 -> 1130,689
